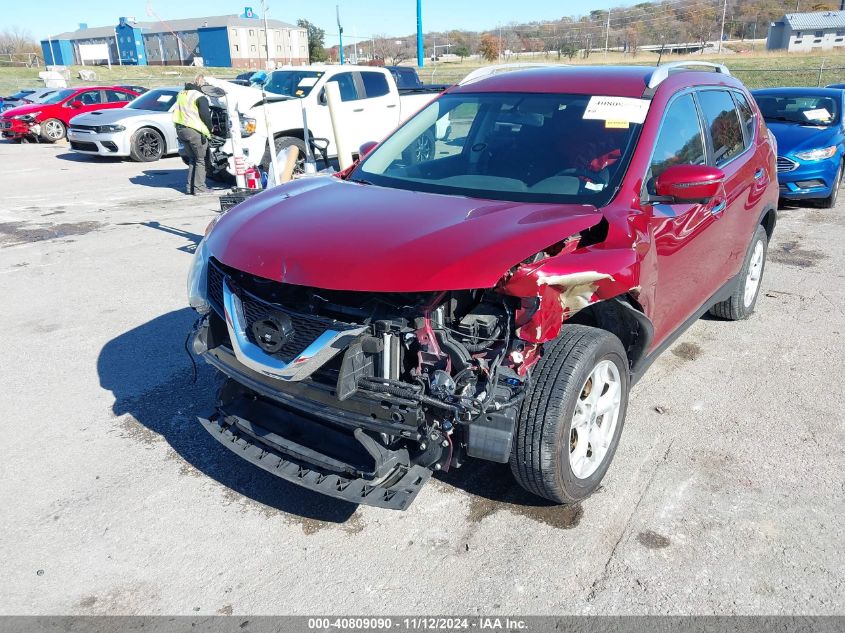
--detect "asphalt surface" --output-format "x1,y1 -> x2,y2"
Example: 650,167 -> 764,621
0,141 -> 843,616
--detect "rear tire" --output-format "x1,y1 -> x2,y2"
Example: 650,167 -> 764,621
510,325 -> 629,504
709,224 -> 768,320
129,127 -> 164,162
40,118 -> 65,143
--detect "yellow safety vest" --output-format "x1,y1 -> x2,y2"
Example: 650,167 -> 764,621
172,89 -> 211,137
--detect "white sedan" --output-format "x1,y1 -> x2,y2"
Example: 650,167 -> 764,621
67,87 -> 179,162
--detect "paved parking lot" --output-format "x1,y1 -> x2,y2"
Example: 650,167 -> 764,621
1,140 -> 843,615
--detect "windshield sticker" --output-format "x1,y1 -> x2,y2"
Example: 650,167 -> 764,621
584,181 -> 605,191
605,120 -> 630,129
295,89 -> 304,96
156,94 -> 171,103
298,77 -> 318,87
584,96 -> 650,124
803,108 -> 831,122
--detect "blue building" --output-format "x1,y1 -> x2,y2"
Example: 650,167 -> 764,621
41,14 -> 308,68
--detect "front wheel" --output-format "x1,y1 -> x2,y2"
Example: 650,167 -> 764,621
129,127 -> 164,162
40,118 -> 65,143
710,224 -> 768,320
510,325 -> 629,504
820,160 -> 843,209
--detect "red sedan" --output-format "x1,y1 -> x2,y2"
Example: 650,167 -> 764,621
0,86 -> 139,143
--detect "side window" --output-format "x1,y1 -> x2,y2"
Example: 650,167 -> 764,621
732,91 -> 755,147
327,72 -> 359,101
647,93 -> 706,192
698,89 -> 745,166
78,90 -> 103,105
361,71 -> 390,98
105,90 -> 131,103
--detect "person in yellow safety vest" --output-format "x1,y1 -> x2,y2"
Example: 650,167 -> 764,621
173,74 -> 214,195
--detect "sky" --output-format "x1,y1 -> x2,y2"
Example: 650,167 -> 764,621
11,1 -> 617,45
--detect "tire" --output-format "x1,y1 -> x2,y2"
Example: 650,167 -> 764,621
709,224 -> 768,320
820,160 -> 843,208
209,168 -> 235,185
40,118 -> 65,143
403,129 -> 436,164
510,325 -> 629,504
129,127 -> 164,162
260,135 -> 307,176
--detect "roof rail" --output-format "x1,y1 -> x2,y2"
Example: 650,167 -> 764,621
647,61 -> 731,89
458,63 -> 564,86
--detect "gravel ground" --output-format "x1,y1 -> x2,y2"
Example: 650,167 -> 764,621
0,141 -> 843,616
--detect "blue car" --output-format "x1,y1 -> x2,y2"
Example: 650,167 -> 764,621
752,87 -> 845,207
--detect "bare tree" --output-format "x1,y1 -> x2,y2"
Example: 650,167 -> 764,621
0,26 -> 39,56
372,35 -> 414,66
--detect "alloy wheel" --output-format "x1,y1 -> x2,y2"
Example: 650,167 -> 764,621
743,240 -> 765,308
569,359 -> 623,479
138,130 -> 162,159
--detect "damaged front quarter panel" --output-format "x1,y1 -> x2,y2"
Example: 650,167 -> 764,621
498,241 -> 639,348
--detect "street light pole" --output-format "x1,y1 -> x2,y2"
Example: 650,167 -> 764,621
416,0 -> 424,67
337,5 -> 344,64
604,11 -> 610,57
718,0 -> 727,53
262,0 -> 272,69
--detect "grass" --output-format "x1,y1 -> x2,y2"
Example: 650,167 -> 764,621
2,48 -> 845,94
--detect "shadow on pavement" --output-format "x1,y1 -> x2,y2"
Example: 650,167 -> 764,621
96,308 -> 358,524
55,151 -> 123,163
129,169 -> 186,191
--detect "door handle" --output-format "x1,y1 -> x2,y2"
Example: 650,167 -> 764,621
754,168 -> 765,180
386,104 -> 397,108
353,108 -> 364,112
710,199 -> 727,215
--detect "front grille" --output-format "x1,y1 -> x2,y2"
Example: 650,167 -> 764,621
70,140 -> 98,152
102,141 -> 118,152
207,259 -> 356,362
70,124 -> 97,132
777,156 -> 798,172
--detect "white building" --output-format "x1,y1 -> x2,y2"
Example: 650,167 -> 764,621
767,11 -> 845,52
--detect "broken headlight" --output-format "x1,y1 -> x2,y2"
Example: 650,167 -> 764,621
187,237 -> 211,314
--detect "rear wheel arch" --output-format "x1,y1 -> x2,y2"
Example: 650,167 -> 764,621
760,206 -> 777,241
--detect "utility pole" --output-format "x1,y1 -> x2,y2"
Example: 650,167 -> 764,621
416,0 -> 424,67
604,11 -> 610,57
718,0 -> 727,53
337,5 -> 344,64
262,0 -> 272,69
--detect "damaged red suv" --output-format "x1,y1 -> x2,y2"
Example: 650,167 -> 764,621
188,63 -> 778,509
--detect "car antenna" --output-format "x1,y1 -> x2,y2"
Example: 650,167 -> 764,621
656,43 -> 665,67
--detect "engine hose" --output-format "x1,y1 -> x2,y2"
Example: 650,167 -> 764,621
359,377 -> 423,394
358,378 -> 461,416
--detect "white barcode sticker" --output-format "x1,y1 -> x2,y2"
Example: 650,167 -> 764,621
583,96 -> 650,124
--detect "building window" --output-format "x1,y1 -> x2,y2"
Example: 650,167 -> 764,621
234,44 -> 239,52
837,30 -> 845,36
795,31 -> 802,37
814,30 -> 824,37
276,45 -> 281,52
794,38 -> 803,44
249,29 -> 254,36
250,44 -> 256,52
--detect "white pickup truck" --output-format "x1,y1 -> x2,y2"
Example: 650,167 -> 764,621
205,65 -> 446,179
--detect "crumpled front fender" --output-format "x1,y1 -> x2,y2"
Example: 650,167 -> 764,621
499,248 -> 639,344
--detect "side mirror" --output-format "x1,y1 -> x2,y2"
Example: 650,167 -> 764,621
318,89 -> 327,106
359,141 -> 377,157
653,164 -> 725,204
69,100 -> 83,108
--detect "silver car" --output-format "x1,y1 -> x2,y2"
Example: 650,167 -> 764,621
67,87 -> 179,162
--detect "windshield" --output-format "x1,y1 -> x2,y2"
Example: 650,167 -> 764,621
264,70 -> 324,98
755,94 -> 840,125
128,88 -> 178,112
354,92 -> 645,204
9,90 -> 35,99
42,89 -> 77,105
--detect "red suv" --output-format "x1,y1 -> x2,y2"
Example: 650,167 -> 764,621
188,62 -> 778,509
0,86 -> 139,143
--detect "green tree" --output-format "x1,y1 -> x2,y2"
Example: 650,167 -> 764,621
453,45 -> 470,61
297,19 -> 328,63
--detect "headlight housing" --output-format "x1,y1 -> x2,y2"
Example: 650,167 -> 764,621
239,115 -> 256,137
187,238 -> 211,313
96,124 -> 126,133
794,146 -> 837,161
13,112 -> 39,120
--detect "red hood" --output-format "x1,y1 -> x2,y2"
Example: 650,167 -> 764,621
207,176 -> 603,292
1,103 -> 50,119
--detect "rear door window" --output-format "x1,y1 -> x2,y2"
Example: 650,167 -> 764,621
105,89 -> 132,103
76,90 -> 103,106
698,89 -> 745,166
647,93 -> 706,192
361,72 -> 390,98
732,91 -> 755,147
